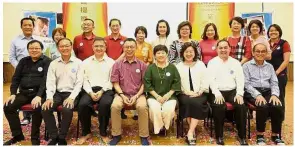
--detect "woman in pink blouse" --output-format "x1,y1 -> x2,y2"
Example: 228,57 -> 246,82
199,23 -> 219,65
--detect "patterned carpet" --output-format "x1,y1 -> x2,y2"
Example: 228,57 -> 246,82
3,111 -> 293,145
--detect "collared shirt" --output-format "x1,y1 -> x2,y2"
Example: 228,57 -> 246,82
10,55 -> 52,98
44,43 -> 76,60
176,60 -> 209,93
207,56 -> 245,97
46,56 -> 83,100
243,59 -> 280,98
105,34 -> 127,60
135,42 -> 153,64
83,55 -> 115,93
111,57 -> 147,96
9,34 -> 43,68
73,33 -> 96,61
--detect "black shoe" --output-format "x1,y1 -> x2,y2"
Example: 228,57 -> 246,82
256,135 -> 266,145
31,139 -> 40,145
100,130 -> 107,137
216,137 -> 224,145
271,135 -> 285,145
238,137 -> 248,145
58,139 -> 67,145
3,135 -> 25,145
92,111 -> 99,117
121,111 -> 127,119
133,115 -> 138,120
140,137 -> 150,145
47,138 -> 58,145
185,136 -> 196,145
158,128 -> 167,136
109,135 -> 122,145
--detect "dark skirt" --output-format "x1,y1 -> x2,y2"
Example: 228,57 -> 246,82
178,93 -> 209,120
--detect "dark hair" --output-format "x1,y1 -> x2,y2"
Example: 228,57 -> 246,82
229,16 -> 245,28
153,45 -> 168,55
253,43 -> 267,52
57,38 -> 73,46
123,38 -> 137,46
201,23 -> 219,40
27,40 -> 44,50
38,17 -> 49,25
52,28 -> 66,41
156,19 -> 170,37
84,18 -> 95,25
109,18 -> 121,27
216,39 -> 230,47
177,21 -> 192,39
93,37 -> 107,46
248,19 -> 263,34
267,24 -> 283,38
134,26 -> 148,38
21,17 -> 35,27
180,42 -> 199,62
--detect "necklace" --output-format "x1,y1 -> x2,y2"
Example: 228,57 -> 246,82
156,62 -> 167,84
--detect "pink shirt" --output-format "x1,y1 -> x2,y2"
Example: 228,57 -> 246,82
111,57 -> 147,96
199,39 -> 218,65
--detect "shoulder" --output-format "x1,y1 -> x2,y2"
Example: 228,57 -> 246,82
74,35 -> 82,41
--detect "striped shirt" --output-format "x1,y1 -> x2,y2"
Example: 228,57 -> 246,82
243,59 -> 280,98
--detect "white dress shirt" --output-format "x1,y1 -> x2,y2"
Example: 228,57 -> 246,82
46,56 -> 83,100
176,60 -> 209,93
82,55 -> 115,93
207,56 -> 245,97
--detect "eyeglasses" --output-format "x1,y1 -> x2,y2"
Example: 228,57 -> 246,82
94,45 -> 105,48
58,45 -> 71,48
124,46 -> 136,49
28,48 -> 41,50
254,50 -> 267,54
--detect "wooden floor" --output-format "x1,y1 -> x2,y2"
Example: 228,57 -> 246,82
2,82 -> 294,145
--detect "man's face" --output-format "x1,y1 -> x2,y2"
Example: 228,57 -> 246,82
82,20 -> 94,33
123,41 -> 136,58
58,39 -> 72,56
21,19 -> 34,36
253,44 -> 267,62
110,20 -> 121,34
217,41 -> 230,59
93,40 -> 106,57
28,42 -> 42,59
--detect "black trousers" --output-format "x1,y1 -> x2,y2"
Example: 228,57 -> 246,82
277,74 -> 287,120
78,87 -> 115,136
4,92 -> 44,140
209,89 -> 247,139
41,91 -> 79,140
244,88 -> 284,134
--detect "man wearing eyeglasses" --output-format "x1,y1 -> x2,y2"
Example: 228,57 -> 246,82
243,43 -> 285,145
73,18 -> 96,61
75,37 -> 115,144
42,38 -> 83,145
4,40 -> 52,145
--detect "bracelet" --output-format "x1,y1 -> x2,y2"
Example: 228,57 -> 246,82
118,93 -> 124,95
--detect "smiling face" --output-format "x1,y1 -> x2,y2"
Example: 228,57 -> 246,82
217,41 -> 230,60
110,20 -> 121,34
123,41 -> 136,58
206,25 -> 216,40
57,39 -> 72,56
183,46 -> 195,62
158,22 -> 167,36
21,19 -> 34,36
155,50 -> 167,63
53,31 -> 65,43
136,30 -> 146,42
180,25 -> 191,38
93,40 -> 106,57
82,19 -> 94,33
268,26 -> 280,40
250,23 -> 261,35
253,44 -> 267,62
231,20 -> 242,33
28,42 -> 42,60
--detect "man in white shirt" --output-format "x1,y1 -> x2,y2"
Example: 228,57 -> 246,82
41,38 -> 83,145
75,37 -> 115,144
207,40 -> 248,145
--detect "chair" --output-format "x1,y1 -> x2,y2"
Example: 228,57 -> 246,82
19,104 -> 48,141
246,102 -> 282,139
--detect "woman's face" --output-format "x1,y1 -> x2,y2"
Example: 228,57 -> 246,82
53,32 -> 65,43
183,46 -> 195,62
268,26 -> 280,39
136,30 -> 145,42
155,50 -> 167,63
158,22 -> 167,36
180,25 -> 190,38
250,23 -> 261,35
206,25 -> 216,39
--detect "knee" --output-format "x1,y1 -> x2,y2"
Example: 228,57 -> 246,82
111,102 -> 122,111
62,107 -> 73,114
234,103 -> 247,109
3,104 -> 14,112
136,103 -> 148,112
256,103 -> 268,110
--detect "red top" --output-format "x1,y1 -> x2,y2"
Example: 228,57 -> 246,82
269,39 -> 291,53
199,39 -> 218,65
227,36 -> 252,60
105,34 -> 127,60
73,33 -> 96,61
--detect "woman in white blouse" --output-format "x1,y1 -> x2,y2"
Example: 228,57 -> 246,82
151,19 -> 173,50
176,42 -> 209,145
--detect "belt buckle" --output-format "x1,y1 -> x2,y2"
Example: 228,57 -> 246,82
28,89 -> 34,91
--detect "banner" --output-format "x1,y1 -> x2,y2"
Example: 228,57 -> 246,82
24,11 -> 57,38
241,12 -> 272,36
188,2 -> 235,40
62,2 -> 108,41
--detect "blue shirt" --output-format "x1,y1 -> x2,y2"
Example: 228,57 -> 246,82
9,34 -> 44,68
243,59 -> 280,98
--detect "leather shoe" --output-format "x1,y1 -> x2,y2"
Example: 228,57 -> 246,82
238,137 -> 248,145
216,137 -> 224,145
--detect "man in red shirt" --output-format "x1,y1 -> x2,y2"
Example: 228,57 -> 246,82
73,18 -> 96,61
105,18 -> 127,61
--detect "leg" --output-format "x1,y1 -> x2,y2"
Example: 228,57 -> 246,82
31,107 -> 43,142
136,95 -> 149,137
277,75 -> 287,120
110,95 -> 124,136
269,104 -> 284,135
98,90 -> 114,136
59,106 -> 74,139
147,98 -> 163,134
210,99 -> 226,139
161,100 -> 177,130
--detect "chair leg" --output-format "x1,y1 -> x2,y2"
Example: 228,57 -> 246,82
45,126 -> 49,141
210,113 -> 213,138
76,114 -> 79,141
176,118 -> 180,138
248,110 -> 251,139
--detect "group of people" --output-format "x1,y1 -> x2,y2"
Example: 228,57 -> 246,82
4,15 -> 290,146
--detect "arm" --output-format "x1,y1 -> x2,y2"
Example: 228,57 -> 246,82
10,58 -> 24,95
9,41 -> 18,68
265,39 -> 272,60
147,44 -> 153,64
168,41 -> 177,63
243,64 -> 261,98
102,61 -> 115,92
46,62 -> 56,100
69,62 -> 84,99
170,65 -> 181,96
199,62 -> 209,93
276,42 -> 291,75
269,65 -> 280,97
207,61 -> 222,97
235,62 -> 245,97
82,62 -> 93,94
73,37 -> 78,57
36,58 -> 52,98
